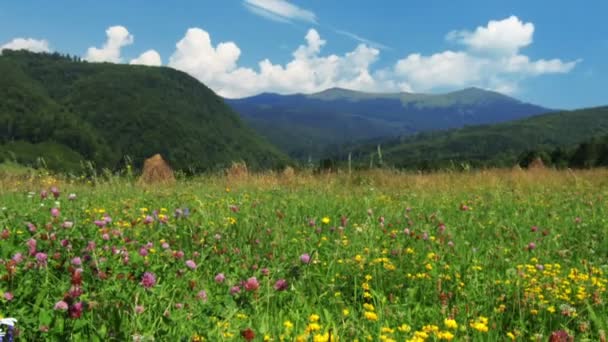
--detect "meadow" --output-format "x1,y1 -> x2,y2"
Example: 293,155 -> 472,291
0,168 -> 607,341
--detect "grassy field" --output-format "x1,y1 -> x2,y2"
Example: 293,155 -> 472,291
1,168 -> 607,341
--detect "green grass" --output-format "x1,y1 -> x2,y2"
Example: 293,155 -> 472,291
0,169 -> 607,341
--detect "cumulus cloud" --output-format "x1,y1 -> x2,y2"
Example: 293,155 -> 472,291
130,49 -> 162,66
447,15 -> 534,55
0,38 -> 50,53
85,25 -> 134,63
391,16 -> 578,93
168,27 -> 387,98
244,0 -> 317,24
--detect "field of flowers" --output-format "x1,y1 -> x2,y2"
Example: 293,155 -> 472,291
1,169 -> 608,341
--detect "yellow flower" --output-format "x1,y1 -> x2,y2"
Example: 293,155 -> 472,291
306,323 -> 321,332
507,332 -> 516,340
309,314 -> 320,322
397,324 -> 411,333
363,303 -> 375,311
342,309 -> 350,316
444,318 -> 458,330
283,320 -> 293,329
364,311 -> 378,321
437,331 -> 454,340
321,217 -> 330,224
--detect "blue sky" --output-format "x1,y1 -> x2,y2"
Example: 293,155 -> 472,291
0,0 -> 606,109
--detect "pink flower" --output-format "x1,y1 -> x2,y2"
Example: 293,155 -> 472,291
185,260 -> 197,270
40,189 -> 48,199
62,221 -> 74,229
139,247 -> 148,257
261,268 -> 270,276
54,300 -> 69,311
531,226 -> 538,232
94,220 -> 106,228
3,292 -> 14,301
50,207 -> 60,218
27,222 -> 37,232
244,277 -> 260,291
230,285 -> 241,295
300,253 -> 311,264
527,242 -> 537,251
69,302 -> 84,319
36,252 -> 48,266
143,215 -> 154,224
27,238 -> 37,256
215,273 -> 226,283
71,257 -> 82,266
135,305 -> 145,314
50,186 -> 60,199
175,303 -> 183,309
197,290 -> 208,302
141,272 -> 156,289
274,279 -> 288,291
161,242 -> 170,249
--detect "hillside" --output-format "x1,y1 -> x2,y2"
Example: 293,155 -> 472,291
343,106 -> 608,169
226,87 -> 551,159
0,50 -> 288,172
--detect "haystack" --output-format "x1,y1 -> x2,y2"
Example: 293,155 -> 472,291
226,161 -> 249,180
139,154 -> 175,184
527,157 -> 545,170
282,166 -> 295,179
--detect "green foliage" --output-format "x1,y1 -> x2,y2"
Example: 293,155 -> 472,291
343,106 -> 608,170
0,50 -> 289,173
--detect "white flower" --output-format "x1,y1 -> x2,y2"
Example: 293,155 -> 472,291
0,328 -> 4,337
0,317 -> 17,326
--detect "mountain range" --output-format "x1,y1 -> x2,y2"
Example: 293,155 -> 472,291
226,87 -> 552,159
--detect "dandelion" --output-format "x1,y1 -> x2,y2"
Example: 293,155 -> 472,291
321,217 -> 330,224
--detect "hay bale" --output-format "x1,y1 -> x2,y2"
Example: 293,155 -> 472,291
282,166 -> 295,179
139,154 -> 175,184
527,157 -> 545,170
227,161 -> 248,180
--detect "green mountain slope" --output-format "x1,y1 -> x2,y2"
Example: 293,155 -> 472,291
227,87 -> 552,159
344,106 -> 608,169
0,50 -> 288,172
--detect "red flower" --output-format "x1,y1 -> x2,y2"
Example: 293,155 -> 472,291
241,328 -> 255,341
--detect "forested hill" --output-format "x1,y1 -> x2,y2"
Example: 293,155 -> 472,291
0,50 -> 288,172
342,106 -> 608,169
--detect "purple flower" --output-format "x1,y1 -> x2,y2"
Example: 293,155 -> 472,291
27,238 -> 37,256
54,300 -> 69,311
215,273 -> 226,283
94,220 -> 106,228
185,260 -> 197,270
35,252 -> 48,266
143,215 -> 154,225
69,302 -> 84,319
139,247 -> 148,257
274,279 -> 288,291
300,253 -> 311,264
141,272 -> 156,289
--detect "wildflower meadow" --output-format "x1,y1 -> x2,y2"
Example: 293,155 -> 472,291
1,169 -> 607,341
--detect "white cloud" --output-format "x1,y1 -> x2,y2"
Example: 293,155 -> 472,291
0,38 -> 50,53
244,0 -> 317,24
130,49 -> 162,66
85,25 -> 134,63
168,27 -> 387,98
447,15 -> 534,55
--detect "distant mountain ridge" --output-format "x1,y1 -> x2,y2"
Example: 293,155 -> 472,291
0,50 -> 288,172
226,87 -> 552,159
